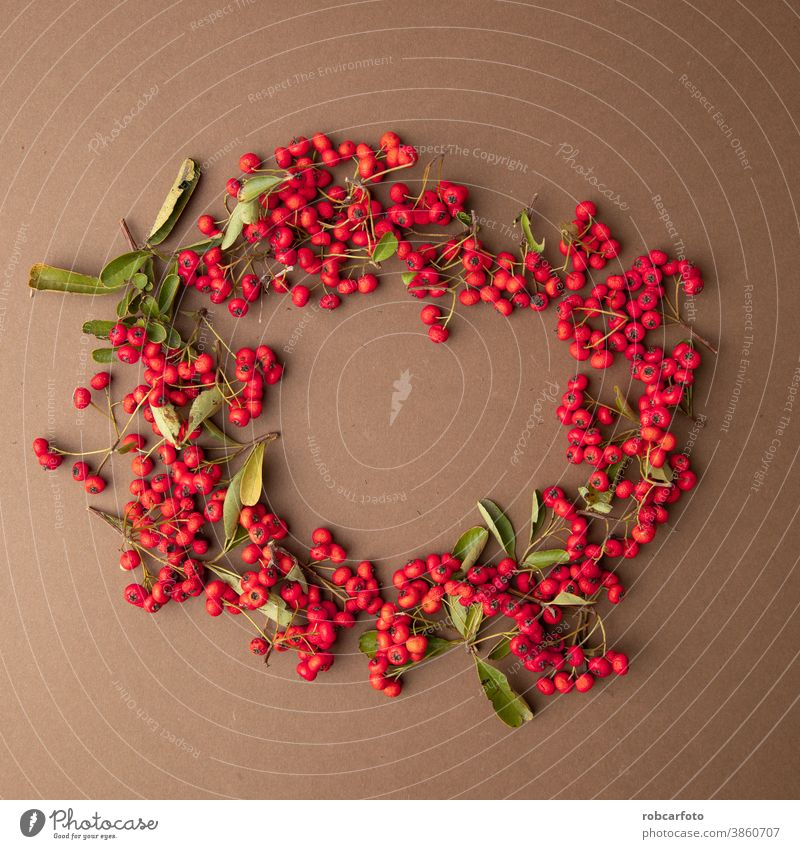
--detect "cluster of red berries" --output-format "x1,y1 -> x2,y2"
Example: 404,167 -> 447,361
533,649 -> 629,696
123,555 -> 206,613
552,207 -> 707,370
190,132 -> 583,344
29,128 -> 713,716
227,345 -> 283,427
368,604 -> 435,698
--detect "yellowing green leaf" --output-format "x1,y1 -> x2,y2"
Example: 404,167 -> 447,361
147,158 -> 200,245
239,443 -> 265,507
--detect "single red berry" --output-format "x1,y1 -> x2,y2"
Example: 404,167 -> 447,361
250,637 -> 269,655
123,583 -> 148,607
90,372 -> 110,390
197,214 -> 216,235
120,550 -> 141,571
428,324 -> 449,344
73,387 -> 91,410
84,475 -> 105,494
239,152 -> 261,173
71,461 -> 89,481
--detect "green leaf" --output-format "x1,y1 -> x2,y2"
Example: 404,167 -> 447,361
488,636 -> 511,661
644,460 -> 674,485
260,593 -> 294,627
140,295 -> 164,320
284,562 -> 308,592
165,326 -> 182,348
100,250 -> 152,289
150,403 -> 182,445
221,200 -> 258,250
447,596 -> 483,641
423,636 -> 461,660
477,499 -> 515,557
529,489 -> 545,543
157,274 -> 182,317
400,271 -> 416,286
237,173 -> 285,203
239,443 -> 265,507
613,385 -> 637,420
517,210 -> 545,254
202,419 -> 243,447
359,630 -> 378,658
522,549 -> 569,569
145,322 -> 167,344
92,347 -> 117,363
223,466 -> 245,541
29,263 -> 104,295
177,235 -> 222,254
372,231 -> 398,263
187,385 -> 225,435
82,320 -> 116,339
223,524 -> 250,553
147,158 -> 200,245
578,494 -> 613,515
116,288 -> 140,318
474,657 -> 533,728
456,210 -> 472,227
550,591 -> 594,606
452,527 -> 489,571
131,272 -> 151,291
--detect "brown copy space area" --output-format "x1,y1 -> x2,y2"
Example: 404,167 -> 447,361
1,0 -> 799,799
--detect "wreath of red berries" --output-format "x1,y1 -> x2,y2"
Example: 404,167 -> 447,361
29,130 -> 714,726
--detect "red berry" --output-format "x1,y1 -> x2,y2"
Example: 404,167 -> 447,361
90,372 -> 110,390
73,387 -> 91,410
120,550 -> 141,571
428,324 -> 449,344
239,152 -> 261,173
84,475 -> 105,494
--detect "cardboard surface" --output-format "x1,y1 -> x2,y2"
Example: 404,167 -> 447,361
1,0 -> 799,799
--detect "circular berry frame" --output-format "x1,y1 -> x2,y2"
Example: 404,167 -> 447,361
29,132 -> 711,726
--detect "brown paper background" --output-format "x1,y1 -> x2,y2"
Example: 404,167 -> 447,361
1,0 -> 799,800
